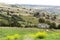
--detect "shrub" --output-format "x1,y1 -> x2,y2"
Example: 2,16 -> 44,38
57,24 -> 60,29
34,12 -> 40,18
7,10 -> 9,15
7,34 -> 20,40
14,34 -> 20,39
49,22 -> 56,29
45,21 -> 51,25
45,15 -> 50,19
7,35 -> 15,40
45,21 -> 57,29
35,32 -> 47,39
0,19 -> 9,26
51,15 -> 56,20
39,18 -> 45,23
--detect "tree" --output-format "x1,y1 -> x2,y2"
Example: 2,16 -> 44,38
53,15 -> 56,20
34,12 -> 40,18
51,15 -> 56,20
0,19 -> 10,26
10,11 -> 14,13
45,15 -> 50,19
49,22 -> 56,29
7,10 -> 10,15
57,24 -> 60,29
42,12 -> 45,17
45,21 -> 51,25
39,18 -> 45,23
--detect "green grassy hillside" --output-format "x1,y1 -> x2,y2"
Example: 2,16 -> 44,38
0,27 -> 60,40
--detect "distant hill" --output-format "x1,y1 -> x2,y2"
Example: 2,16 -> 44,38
0,3 -> 60,14
0,3 -> 60,28
12,4 -> 60,14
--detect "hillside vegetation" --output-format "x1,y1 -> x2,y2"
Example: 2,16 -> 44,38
0,3 -> 60,29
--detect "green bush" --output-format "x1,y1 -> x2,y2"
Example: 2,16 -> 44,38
49,22 -> 56,29
57,24 -> 60,29
0,19 -> 9,26
39,18 -> 45,23
35,32 -> 47,39
34,12 -> 40,18
45,21 -> 51,25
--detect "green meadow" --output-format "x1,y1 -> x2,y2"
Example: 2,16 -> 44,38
0,27 -> 60,40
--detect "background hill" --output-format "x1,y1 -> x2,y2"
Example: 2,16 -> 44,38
0,3 -> 60,29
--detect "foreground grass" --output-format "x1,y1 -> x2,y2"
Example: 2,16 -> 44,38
0,27 -> 60,40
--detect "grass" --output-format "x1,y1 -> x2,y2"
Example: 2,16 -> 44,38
0,27 -> 60,40
21,16 -> 39,24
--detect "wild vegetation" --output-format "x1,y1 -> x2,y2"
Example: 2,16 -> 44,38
0,3 -> 60,29
0,27 -> 60,40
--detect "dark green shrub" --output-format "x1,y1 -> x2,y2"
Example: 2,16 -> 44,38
45,21 -> 51,25
35,32 -> 47,39
57,24 -> 60,29
0,19 -> 10,26
34,12 -> 40,18
39,18 -> 45,23
49,22 -> 56,29
45,15 -> 50,19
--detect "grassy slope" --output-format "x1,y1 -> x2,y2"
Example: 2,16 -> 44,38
0,27 -> 60,40
21,16 -> 39,24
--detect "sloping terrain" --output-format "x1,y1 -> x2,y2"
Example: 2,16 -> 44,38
0,3 -> 60,28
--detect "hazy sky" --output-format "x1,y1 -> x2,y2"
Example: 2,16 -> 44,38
0,0 -> 60,6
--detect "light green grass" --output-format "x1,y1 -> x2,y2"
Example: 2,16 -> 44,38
0,27 -> 60,40
21,16 -> 39,24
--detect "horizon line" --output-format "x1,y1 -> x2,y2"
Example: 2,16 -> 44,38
0,2 -> 60,7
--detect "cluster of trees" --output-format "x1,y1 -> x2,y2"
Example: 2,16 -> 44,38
0,12 -> 37,27
34,12 -> 57,21
0,13 -> 21,27
0,8 -> 60,29
0,12 -> 60,29
39,18 -> 60,29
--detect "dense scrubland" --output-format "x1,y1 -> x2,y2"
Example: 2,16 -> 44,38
0,3 -> 60,29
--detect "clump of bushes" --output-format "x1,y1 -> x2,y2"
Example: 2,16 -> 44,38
39,18 -> 45,23
57,24 -> 60,29
46,21 -> 57,29
7,34 -> 20,40
29,32 -> 47,39
34,12 -> 40,18
35,32 -> 47,39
